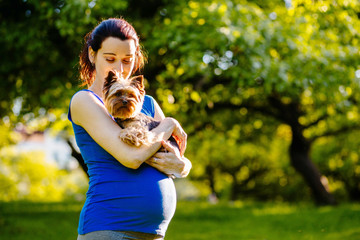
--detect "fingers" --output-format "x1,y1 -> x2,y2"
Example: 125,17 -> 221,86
178,136 -> 187,156
172,130 -> 187,156
161,117 -> 187,156
145,157 -> 161,169
148,156 -> 160,164
161,140 -> 176,154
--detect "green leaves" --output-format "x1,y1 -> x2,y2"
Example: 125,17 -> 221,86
2,0 -> 360,201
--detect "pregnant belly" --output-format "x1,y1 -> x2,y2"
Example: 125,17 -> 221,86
87,165 -> 177,226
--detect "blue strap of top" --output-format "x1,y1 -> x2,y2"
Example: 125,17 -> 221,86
68,89 -> 155,122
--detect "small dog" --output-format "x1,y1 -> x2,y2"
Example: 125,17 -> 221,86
103,70 -> 179,151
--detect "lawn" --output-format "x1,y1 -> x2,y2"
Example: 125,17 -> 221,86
0,201 -> 359,240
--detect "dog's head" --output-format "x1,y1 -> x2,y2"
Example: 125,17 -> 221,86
103,70 -> 145,119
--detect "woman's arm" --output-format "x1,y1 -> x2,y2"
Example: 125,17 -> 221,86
153,99 -> 187,155
148,98 -> 192,178
70,91 -> 176,169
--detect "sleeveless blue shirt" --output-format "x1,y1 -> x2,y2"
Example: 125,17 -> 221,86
68,90 -> 176,236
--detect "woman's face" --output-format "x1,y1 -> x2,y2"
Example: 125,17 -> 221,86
90,37 -> 136,83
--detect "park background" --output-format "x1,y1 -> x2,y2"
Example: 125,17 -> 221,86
1,0 -> 360,239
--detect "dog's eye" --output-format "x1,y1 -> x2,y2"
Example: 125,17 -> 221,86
115,91 -> 122,97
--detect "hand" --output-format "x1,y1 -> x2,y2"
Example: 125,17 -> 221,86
164,117 -> 187,156
146,140 -> 187,178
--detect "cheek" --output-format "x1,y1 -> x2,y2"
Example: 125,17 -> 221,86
124,62 -> 135,75
96,62 -> 113,78
123,72 -> 132,80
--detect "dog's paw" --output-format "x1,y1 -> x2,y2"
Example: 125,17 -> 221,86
119,128 -> 151,147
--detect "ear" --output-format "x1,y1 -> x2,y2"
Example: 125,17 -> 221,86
103,70 -> 117,95
88,46 -> 95,65
130,75 -> 145,94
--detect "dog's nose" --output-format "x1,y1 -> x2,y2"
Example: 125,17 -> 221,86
122,99 -> 128,105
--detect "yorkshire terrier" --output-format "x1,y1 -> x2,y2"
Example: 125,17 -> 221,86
103,70 -> 179,152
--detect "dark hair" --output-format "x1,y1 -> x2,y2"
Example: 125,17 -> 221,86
79,18 -> 146,86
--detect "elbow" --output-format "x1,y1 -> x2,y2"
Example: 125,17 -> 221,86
113,143 -> 156,169
116,153 -> 144,169
122,158 -> 143,169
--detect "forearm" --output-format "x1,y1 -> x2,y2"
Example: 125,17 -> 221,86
121,118 -> 176,168
72,92 -> 177,169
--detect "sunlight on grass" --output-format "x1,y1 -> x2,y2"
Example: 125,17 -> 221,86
252,204 -> 297,216
326,228 -> 360,240
1,201 -> 360,240
167,201 -> 360,240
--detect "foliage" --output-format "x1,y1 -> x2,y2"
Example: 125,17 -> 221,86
0,0 -> 129,120
1,0 -> 360,203
0,147 -> 87,202
312,131 -> 360,201
0,122 -> 22,149
187,118 -> 312,202
144,0 -> 360,203
147,0 -> 360,128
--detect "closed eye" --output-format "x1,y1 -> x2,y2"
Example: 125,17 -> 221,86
123,58 -> 133,64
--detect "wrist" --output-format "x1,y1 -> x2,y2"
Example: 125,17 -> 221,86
174,156 -> 191,178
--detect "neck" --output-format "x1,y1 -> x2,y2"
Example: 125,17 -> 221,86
88,79 -> 104,99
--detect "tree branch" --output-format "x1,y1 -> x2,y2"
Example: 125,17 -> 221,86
304,113 -> 329,129
309,124 -> 360,143
207,101 -> 282,121
66,138 -> 89,178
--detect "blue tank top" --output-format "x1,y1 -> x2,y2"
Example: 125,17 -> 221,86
68,90 -> 176,236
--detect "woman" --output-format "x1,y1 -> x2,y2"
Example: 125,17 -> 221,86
68,18 -> 192,240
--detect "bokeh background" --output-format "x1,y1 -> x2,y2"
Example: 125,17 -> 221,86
1,0 -> 360,239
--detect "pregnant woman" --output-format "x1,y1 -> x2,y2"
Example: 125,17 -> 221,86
68,17 -> 192,240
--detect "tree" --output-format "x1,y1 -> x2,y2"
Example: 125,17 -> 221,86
0,0 -> 161,178
2,0 -> 360,204
0,147 -> 87,201
145,0 -> 360,205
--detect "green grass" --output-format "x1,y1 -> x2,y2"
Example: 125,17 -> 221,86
0,201 -> 81,240
0,201 -> 359,240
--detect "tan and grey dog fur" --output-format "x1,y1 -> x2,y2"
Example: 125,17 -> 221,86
103,70 -> 178,150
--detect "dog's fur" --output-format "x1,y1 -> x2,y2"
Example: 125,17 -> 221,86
103,70 -> 178,150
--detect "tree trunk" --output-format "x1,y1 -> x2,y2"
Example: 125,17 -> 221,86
230,173 -> 238,201
349,188 -> 360,201
345,181 -> 360,201
205,165 -> 217,196
205,165 -> 219,203
66,139 -> 89,178
289,126 -> 336,205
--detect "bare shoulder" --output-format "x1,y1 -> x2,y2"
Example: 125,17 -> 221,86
70,90 -> 106,126
71,90 -> 100,106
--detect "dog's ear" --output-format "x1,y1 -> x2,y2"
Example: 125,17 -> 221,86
103,70 -> 118,96
130,75 -> 145,95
